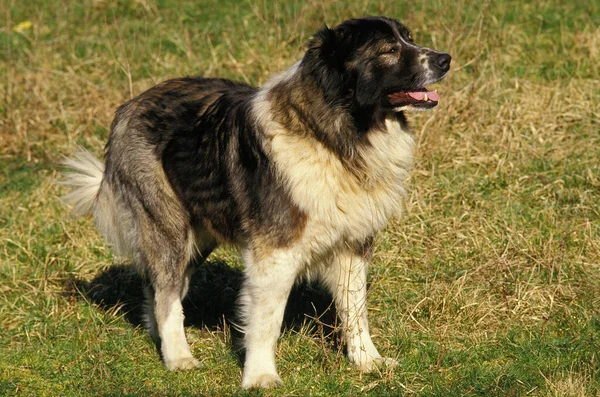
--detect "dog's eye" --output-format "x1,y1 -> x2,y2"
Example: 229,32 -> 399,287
407,33 -> 414,42
384,47 -> 398,55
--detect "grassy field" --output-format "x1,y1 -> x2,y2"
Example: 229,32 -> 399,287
1,0 -> 599,395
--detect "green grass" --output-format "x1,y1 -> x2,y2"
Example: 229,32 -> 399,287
1,0 -> 599,395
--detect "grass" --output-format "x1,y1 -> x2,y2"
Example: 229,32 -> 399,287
1,0 -> 599,395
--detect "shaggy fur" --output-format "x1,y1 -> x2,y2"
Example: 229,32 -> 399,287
62,16 -> 450,389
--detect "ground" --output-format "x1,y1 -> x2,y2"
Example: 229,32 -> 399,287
1,0 -> 599,395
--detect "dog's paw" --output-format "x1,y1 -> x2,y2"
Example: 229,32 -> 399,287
241,373 -> 283,389
164,356 -> 202,371
358,357 -> 399,373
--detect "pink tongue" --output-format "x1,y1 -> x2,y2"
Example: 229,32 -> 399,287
408,91 -> 439,102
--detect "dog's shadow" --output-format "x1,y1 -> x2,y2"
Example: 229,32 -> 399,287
65,259 -> 339,359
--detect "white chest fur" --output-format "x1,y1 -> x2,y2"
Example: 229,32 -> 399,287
267,116 -> 413,247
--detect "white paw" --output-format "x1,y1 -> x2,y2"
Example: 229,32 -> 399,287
358,357 -> 399,373
241,373 -> 283,389
164,356 -> 201,371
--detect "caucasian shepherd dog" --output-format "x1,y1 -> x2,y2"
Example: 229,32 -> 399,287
63,16 -> 450,389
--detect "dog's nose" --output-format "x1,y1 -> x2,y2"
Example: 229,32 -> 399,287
435,53 -> 451,71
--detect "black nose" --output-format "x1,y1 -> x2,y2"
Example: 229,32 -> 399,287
434,53 -> 451,71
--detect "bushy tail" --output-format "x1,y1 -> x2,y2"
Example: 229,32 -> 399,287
61,149 -> 134,257
60,150 -> 104,216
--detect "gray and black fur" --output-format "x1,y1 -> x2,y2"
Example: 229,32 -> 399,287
62,16 -> 450,389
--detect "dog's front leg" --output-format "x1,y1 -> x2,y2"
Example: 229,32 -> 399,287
239,248 -> 300,389
322,247 -> 397,372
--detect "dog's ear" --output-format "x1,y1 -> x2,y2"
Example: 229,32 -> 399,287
306,25 -> 353,66
302,25 -> 346,103
307,25 -> 337,59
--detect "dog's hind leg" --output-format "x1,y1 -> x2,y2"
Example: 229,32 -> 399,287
320,246 -> 398,372
127,189 -> 203,371
140,227 -> 201,371
143,286 -> 160,346
151,228 -> 219,370
143,234 -> 216,351
152,285 -> 200,370
239,247 -> 301,389
145,230 -> 217,344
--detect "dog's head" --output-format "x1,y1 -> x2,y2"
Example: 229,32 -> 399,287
303,16 -> 451,116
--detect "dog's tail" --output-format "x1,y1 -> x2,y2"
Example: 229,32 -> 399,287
61,149 -> 133,256
60,150 -> 105,216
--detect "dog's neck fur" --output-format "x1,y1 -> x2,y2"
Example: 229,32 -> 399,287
263,63 -> 409,174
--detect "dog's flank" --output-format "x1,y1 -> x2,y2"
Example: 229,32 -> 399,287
62,16 -> 450,389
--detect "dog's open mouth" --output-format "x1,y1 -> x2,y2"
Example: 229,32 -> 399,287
387,88 -> 439,109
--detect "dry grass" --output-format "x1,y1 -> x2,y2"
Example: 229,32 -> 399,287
1,0 -> 599,395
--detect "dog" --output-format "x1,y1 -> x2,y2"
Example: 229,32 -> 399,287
62,16 -> 450,389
